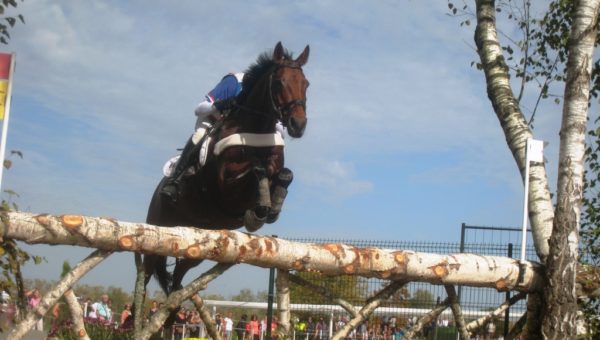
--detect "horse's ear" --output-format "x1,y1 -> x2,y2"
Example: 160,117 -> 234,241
295,45 -> 310,66
273,42 -> 285,63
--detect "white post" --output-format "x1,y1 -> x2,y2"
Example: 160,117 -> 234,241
521,138 -> 544,262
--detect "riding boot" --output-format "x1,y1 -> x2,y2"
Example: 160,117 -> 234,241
160,137 -> 198,203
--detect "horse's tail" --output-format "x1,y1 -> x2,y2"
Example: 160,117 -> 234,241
153,255 -> 173,294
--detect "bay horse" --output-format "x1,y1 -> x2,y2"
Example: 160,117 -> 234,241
143,42 -> 310,297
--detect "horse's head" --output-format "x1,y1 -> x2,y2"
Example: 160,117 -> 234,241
236,42 -> 310,138
271,42 -> 310,138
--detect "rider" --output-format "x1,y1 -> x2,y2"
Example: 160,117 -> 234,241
160,72 -> 245,202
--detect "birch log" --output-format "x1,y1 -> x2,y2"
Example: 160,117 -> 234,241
1,211 -> 543,292
190,295 -> 223,340
276,269 -> 291,336
64,289 -> 90,340
8,250 -> 111,340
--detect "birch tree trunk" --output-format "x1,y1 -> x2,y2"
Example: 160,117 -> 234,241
542,0 -> 600,338
474,0 -> 555,263
0,211 -> 544,292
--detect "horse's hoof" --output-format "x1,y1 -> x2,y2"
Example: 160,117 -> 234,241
276,168 -> 294,188
266,213 -> 279,224
244,209 -> 266,232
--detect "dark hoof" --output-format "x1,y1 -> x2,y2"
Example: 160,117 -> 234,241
266,212 -> 280,224
244,209 -> 266,232
276,168 -> 294,188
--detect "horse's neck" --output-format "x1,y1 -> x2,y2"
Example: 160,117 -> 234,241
227,98 -> 277,134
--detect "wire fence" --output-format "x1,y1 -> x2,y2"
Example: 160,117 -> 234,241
285,224 -> 536,339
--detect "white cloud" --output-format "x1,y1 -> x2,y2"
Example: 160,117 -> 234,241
299,159 -> 373,200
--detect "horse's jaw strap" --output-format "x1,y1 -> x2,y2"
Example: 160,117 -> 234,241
213,132 -> 285,156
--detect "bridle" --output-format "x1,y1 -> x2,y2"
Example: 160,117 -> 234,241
234,63 -> 306,122
268,64 -> 307,120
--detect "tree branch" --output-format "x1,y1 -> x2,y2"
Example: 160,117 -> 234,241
330,281 -> 406,340
445,285 -> 470,339
8,250 -> 111,340
288,273 -> 358,317
139,262 -> 232,340
190,294 -> 222,340
465,292 -> 526,332
403,298 -> 449,339
64,289 -> 90,340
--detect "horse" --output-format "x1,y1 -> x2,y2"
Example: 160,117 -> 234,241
143,42 -> 310,298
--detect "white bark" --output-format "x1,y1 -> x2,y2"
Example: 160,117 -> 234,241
191,294 -> 223,340
542,0 -> 600,338
403,299 -> 449,339
465,292 -> 526,332
445,285 -> 469,340
330,281 -> 405,340
64,289 -> 90,340
276,269 -> 291,336
1,211 -> 544,292
474,0 -> 555,263
139,263 -> 232,340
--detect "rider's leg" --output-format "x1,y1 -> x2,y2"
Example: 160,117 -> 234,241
160,122 -> 212,202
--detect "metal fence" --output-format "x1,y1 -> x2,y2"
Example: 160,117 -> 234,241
283,224 -> 536,340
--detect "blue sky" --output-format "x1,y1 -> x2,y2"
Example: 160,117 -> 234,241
1,1 -> 569,297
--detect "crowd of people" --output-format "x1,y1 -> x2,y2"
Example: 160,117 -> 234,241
4,289 -> 502,339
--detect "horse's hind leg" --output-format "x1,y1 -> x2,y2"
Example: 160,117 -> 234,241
171,258 -> 204,292
267,168 -> 293,224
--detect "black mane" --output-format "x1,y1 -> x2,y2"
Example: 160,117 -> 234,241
237,48 -> 294,103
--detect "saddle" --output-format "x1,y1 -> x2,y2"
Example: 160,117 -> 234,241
162,124 -> 285,178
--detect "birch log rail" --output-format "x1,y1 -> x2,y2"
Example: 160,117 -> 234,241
1,211 -> 544,292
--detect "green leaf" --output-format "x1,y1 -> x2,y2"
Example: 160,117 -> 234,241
5,17 -> 15,27
3,159 -> 11,169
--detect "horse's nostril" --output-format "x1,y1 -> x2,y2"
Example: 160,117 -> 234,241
290,117 -> 307,133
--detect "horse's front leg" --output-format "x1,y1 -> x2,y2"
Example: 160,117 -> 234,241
266,167 -> 293,224
244,164 -> 272,232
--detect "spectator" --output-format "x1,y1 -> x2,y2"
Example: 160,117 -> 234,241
236,314 -> 248,340
147,300 -> 159,320
270,316 -> 278,340
306,317 -> 315,340
120,303 -> 132,326
315,317 -> 327,340
216,313 -> 223,334
486,319 -> 496,340
247,314 -> 260,340
224,312 -> 234,340
83,298 -> 93,318
92,294 -> 111,323
25,289 -> 42,330
173,309 -> 187,340
189,310 -> 202,337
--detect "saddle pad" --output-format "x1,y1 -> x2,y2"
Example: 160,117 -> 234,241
213,132 -> 285,155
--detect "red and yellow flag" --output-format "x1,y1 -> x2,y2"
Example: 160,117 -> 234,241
0,53 -> 13,120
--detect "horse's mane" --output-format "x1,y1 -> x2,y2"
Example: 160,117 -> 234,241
237,48 -> 294,103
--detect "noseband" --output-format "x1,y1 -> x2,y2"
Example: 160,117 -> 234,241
268,65 -> 306,120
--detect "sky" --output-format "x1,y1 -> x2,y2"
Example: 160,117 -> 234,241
0,1 -> 575,298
